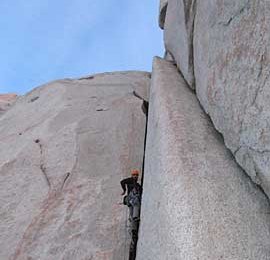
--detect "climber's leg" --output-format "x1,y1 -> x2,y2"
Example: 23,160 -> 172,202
133,204 -> 140,220
129,205 -> 133,221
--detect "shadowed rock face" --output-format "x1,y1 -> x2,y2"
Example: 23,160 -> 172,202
0,71 -> 149,260
0,94 -> 17,115
137,57 -> 270,260
164,0 -> 196,88
162,0 -> 270,199
159,0 -> 168,29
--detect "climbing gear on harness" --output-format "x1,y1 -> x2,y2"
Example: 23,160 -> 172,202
126,185 -> 141,221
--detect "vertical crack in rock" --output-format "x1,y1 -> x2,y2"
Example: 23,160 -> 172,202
132,91 -> 149,116
35,139 -> 51,188
128,96 -> 149,260
140,101 -> 148,191
61,172 -> 71,190
190,0 -> 197,90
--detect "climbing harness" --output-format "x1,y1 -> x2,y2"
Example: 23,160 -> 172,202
126,187 -> 141,260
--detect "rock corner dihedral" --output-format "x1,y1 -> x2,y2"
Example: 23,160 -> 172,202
0,72 -> 149,260
136,57 -> 270,260
1,1 -> 270,259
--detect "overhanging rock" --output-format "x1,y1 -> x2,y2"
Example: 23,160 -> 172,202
136,57 -> 270,260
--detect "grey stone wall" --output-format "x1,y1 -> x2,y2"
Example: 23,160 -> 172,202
0,72 -> 149,260
136,57 -> 270,260
162,0 -> 270,199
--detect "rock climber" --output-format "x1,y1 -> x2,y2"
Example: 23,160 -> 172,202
121,169 -> 142,221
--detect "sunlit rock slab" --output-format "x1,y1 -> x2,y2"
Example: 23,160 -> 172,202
194,0 -> 270,198
136,57 -> 270,260
0,71 -> 149,260
162,0 -> 270,200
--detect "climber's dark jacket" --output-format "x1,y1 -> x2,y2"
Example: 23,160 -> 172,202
120,177 -> 142,195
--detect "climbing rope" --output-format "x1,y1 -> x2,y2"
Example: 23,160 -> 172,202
124,205 -> 129,260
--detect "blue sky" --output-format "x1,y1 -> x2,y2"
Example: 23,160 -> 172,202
0,1 -> 164,94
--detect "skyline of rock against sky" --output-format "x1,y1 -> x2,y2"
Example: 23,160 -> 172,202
0,1 -> 163,94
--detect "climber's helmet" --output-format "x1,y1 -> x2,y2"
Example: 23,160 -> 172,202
131,169 -> 139,179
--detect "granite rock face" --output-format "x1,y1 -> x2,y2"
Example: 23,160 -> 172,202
136,57 -> 270,260
163,0 -> 270,198
194,0 -> 270,196
0,94 -> 17,115
0,72 -> 149,260
163,0 -> 196,88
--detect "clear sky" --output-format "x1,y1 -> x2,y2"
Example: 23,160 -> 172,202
0,1 -> 164,94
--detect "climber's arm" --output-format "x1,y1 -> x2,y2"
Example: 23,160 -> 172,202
120,178 -> 128,195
